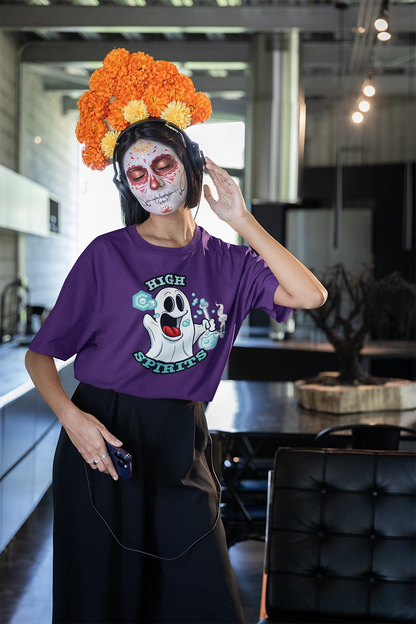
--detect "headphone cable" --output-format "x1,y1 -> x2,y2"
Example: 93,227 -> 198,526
84,433 -> 222,561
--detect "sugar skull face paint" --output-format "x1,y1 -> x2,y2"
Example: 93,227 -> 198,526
123,140 -> 187,215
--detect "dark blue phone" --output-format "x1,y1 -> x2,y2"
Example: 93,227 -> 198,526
105,441 -> 132,479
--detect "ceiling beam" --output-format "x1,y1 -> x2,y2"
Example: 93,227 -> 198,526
43,74 -> 249,93
47,76 -> 413,98
301,43 -> 413,66
20,40 -> 250,64
303,74 -> 413,97
21,39 -> 415,67
0,5 -> 365,32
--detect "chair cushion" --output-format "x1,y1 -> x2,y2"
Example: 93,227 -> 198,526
266,449 -> 416,623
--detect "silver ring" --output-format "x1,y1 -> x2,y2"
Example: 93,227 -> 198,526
100,452 -> 109,460
92,458 -> 102,465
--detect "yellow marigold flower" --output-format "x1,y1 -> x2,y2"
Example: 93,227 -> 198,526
122,99 -> 149,123
160,101 -> 192,130
100,130 -> 120,159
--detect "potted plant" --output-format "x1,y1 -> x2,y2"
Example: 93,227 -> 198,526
294,263 -> 416,413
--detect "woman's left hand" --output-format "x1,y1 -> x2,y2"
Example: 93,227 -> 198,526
203,157 -> 249,226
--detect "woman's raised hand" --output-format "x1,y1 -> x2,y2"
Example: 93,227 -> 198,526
203,157 -> 249,226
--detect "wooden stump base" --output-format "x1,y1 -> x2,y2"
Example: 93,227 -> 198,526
294,373 -> 416,414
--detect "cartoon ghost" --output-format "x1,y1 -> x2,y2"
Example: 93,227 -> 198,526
143,288 -> 216,362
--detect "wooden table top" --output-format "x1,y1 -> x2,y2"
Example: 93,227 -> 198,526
233,337 -> 416,358
205,380 -> 416,435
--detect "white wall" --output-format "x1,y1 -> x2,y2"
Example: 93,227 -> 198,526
20,64 -> 80,309
0,33 -> 20,299
0,41 -> 81,312
0,33 -> 18,172
0,229 -> 17,296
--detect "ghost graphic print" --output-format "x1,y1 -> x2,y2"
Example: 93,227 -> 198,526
143,288 -> 216,362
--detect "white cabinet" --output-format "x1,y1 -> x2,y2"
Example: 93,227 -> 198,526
0,165 -> 50,237
0,362 -> 77,552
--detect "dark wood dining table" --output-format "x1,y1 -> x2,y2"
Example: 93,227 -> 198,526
205,380 -> 416,474
206,380 -> 416,434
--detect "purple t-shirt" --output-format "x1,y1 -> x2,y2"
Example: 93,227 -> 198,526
30,225 -> 291,401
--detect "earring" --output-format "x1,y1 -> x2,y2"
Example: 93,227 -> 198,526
179,170 -> 186,193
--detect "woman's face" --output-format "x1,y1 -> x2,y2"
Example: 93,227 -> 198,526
123,140 -> 187,215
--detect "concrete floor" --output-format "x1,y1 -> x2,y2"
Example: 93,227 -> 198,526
0,488 -> 264,624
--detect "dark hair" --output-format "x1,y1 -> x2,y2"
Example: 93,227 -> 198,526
114,121 -> 204,226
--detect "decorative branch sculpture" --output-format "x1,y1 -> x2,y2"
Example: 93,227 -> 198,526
305,264 -> 416,386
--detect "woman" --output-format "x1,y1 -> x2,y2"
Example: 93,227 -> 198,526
26,53 -> 327,624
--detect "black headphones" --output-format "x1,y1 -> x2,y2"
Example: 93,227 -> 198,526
112,118 -> 205,203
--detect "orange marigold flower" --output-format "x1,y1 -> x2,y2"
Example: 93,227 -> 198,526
82,142 -> 109,171
115,83 -> 145,102
107,98 -> 130,131
152,60 -> 180,87
102,48 -> 130,80
129,51 -> 154,79
116,77 -> 148,101
77,91 -> 109,122
172,75 -> 195,103
89,67 -> 115,99
114,72 -> 135,99
142,85 -> 172,118
75,48 -> 212,170
113,52 -> 153,99
75,119 -> 107,144
189,92 -> 212,124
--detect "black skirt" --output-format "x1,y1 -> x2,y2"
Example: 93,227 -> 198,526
52,383 -> 244,624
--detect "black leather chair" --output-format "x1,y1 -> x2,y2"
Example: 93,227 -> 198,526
257,448 -> 416,624
219,433 -> 317,547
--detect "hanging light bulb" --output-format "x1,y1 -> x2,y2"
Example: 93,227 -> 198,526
377,30 -> 392,41
375,16 -> 388,31
375,0 -> 389,31
363,83 -> 376,97
352,112 -> 364,123
359,100 -> 370,112
363,70 -> 376,97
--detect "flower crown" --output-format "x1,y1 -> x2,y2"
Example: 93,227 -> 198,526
75,48 -> 212,171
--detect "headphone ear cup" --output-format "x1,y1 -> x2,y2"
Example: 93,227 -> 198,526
113,172 -> 135,203
187,141 -> 205,176
197,148 -> 205,173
